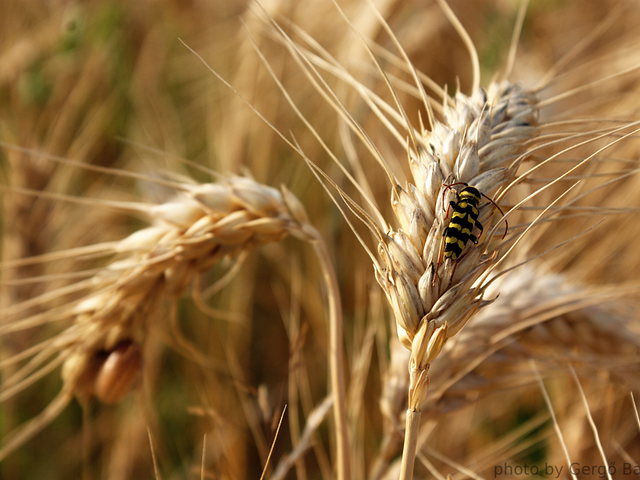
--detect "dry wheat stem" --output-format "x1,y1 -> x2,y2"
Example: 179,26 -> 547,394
306,226 -> 351,480
570,365 -> 614,480
271,396 -> 334,480
532,361 -> 579,480
259,404 -> 287,480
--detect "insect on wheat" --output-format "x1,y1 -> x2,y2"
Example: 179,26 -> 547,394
441,182 -> 508,262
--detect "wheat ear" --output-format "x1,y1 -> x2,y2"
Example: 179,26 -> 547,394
59,176 -> 312,399
373,80 -> 538,478
435,273 -> 640,405
0,174 -> 349,468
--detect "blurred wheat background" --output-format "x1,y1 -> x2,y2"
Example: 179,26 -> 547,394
1,1 -> 640,479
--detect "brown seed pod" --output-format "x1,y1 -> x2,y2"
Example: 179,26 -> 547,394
93,340 -> 143,404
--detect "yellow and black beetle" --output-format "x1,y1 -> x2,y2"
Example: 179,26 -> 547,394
442,183 -> 507,260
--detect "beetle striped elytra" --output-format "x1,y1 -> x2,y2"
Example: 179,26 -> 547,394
441,182 -> 507,261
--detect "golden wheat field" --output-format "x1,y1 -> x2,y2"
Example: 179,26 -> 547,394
2,0 -> 640,479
